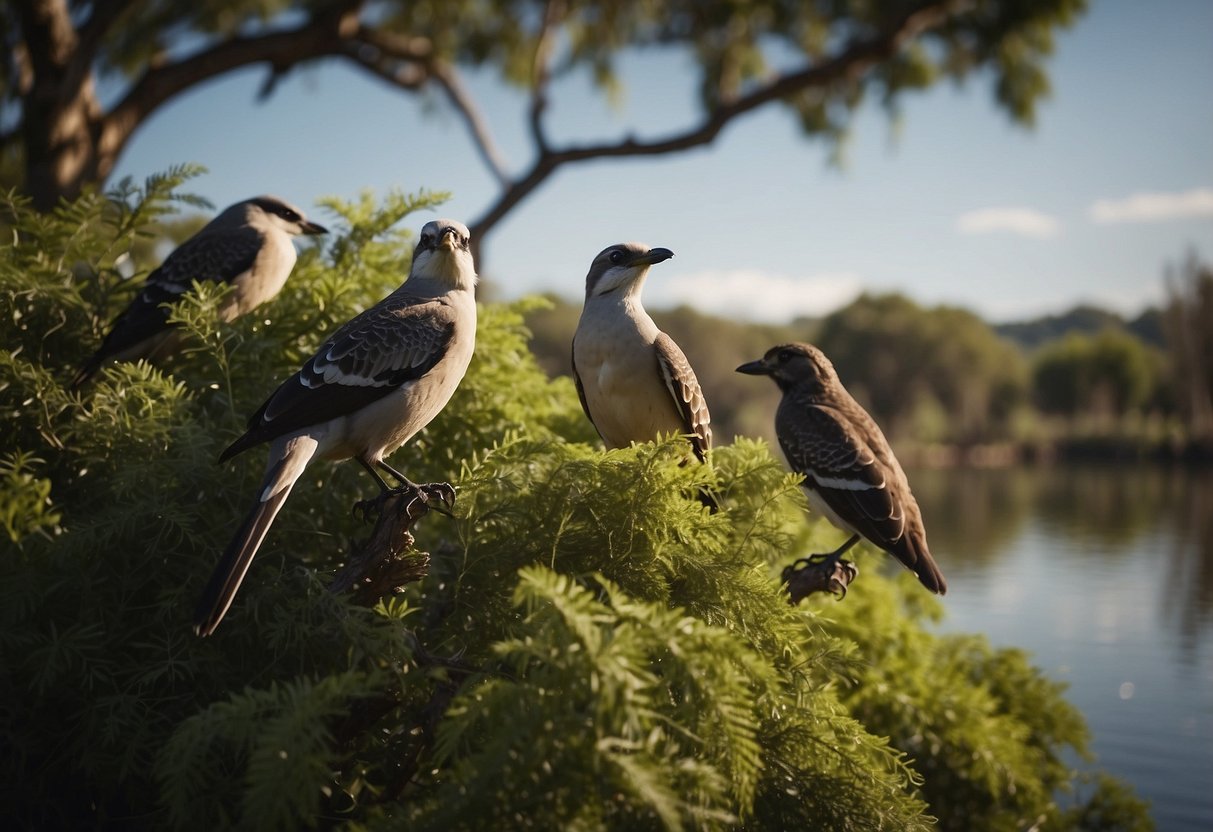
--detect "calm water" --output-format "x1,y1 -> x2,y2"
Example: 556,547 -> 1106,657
907,464 -> 1213,831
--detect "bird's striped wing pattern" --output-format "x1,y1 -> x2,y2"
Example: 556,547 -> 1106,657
654,332 -> 712,461
82,226 -> 264,369
777,396 -> 946,593
220,293 -> 456,460
777,400 -> 908,548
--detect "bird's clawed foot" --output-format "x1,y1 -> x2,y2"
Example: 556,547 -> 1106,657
782,554 -> 859,604
411,481 -> 457,516
352,481 -> 457,523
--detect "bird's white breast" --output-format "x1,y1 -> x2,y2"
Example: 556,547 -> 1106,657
574,296 -> 684,448
222,229 -> 297,321
342,288 -> 477,461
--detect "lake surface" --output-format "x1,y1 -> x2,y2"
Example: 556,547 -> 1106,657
907,464 -> 1213,831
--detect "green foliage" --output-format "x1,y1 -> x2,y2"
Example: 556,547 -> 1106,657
826,576 -> 1094,830
1031,329 -> 1164,420
0,452 -> 59,542
0,179 -> 1148,830
813,292 -> 1030,443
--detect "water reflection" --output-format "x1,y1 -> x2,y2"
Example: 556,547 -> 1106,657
912,464 -> 1213,647
908,464 -> 1213,830
1168,472 -> 1213,654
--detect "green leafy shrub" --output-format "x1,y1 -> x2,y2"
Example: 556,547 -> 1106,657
0,174 -> 1150,830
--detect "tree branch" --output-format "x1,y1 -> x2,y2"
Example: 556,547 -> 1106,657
11,0 -> 77,81
427,61 -> 512,187
68,0 -> 138,92
335,40 -> 429,94
95,11 -> 363,179
527,0 -> 566,155
470,0 -> 968,248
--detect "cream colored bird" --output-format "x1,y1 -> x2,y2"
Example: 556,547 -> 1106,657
73,196 -> 327,387
572,243 -> 713,501
194,219 -> 477,636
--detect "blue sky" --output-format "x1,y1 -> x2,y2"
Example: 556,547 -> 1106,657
112,0 -> 1213,324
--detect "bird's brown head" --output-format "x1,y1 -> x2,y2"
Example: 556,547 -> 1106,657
246,196 -> 328,235
412,219 -> 477,291
736,342 -> 839,395
584,242 -> 674,299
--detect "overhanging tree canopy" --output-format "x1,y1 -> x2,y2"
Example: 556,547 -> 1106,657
3,0 -> 1085,261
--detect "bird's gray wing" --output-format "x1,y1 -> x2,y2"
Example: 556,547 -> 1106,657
77,226 -> 264,378
220,292 -> 456,460
653,332 -> 712,461
778,401 -> 907,548
570,340 -> 606,443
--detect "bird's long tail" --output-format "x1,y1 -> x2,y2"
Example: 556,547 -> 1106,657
908,535 -> 948,595
194,436 -> 317,636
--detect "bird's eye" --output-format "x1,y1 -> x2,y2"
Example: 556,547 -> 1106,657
608,250 -> 624,265
777,349 -> 794,363
280,208 -> 300,222
420,233 -> 433,247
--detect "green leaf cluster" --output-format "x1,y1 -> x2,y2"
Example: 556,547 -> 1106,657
0,175 -> 1149,830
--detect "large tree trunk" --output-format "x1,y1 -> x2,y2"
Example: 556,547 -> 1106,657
13,0 -> 109,209
22,79 -> 104,210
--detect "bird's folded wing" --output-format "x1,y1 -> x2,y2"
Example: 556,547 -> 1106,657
221,293 -> 456,458
154,224 -> 265,290
570,342 -> 605,443
653,332 -> 712,460
779,403 -> 906,546
91,226 -> 264,358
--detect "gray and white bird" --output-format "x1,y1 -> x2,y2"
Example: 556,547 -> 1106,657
737,343 -> 947,595
572,243 -> 713,475
72,195 -> 327,387
193,219 -> 477,636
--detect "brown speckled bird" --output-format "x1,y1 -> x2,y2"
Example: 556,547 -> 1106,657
737,342 -> 946,595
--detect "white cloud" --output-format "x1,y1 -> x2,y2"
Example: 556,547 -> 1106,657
955,207 -> 1061,239
1089,187 -> 1213,224
646,269 -> 863,323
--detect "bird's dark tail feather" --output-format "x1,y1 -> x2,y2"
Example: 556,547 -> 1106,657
193,472 -> 295,636
912,542 -> 948,595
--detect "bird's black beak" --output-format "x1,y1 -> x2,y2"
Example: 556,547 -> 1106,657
632,247 -> 674,267
736,359 -> 770,376
301,220 -> 328,235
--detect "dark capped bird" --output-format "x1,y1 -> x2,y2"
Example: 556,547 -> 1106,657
737,342 -> 946,595
193,219 -> 477,636
572,243 -> 714,503
73,195 -> 327,387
